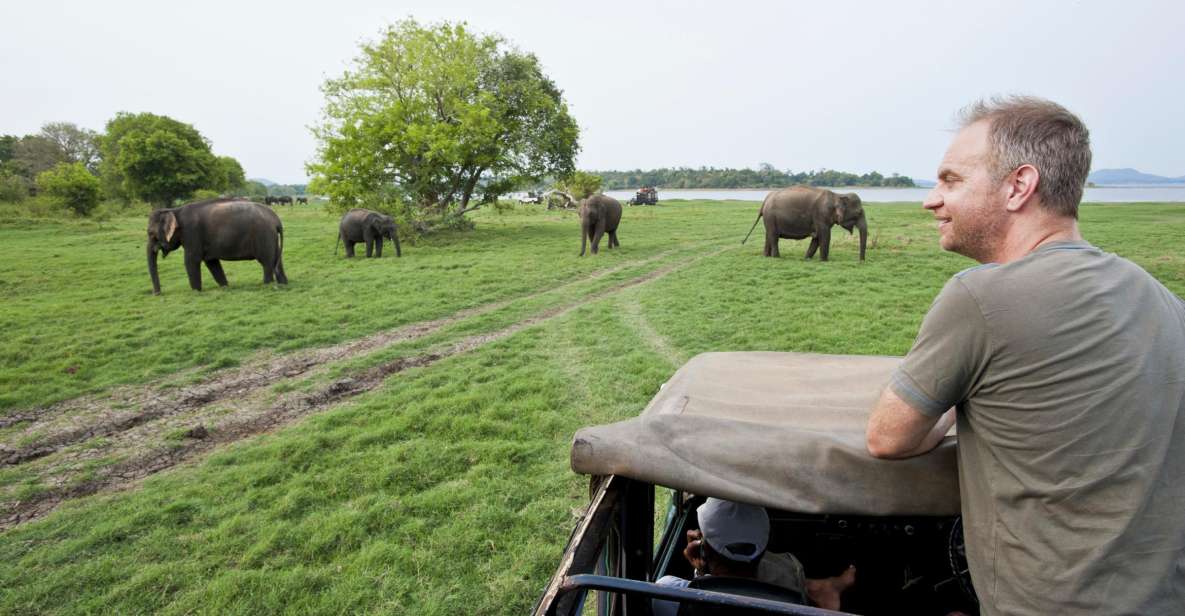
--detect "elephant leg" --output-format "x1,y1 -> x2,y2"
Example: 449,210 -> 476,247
592,220 -> 606,254
374,240 -> 383,258
205,259 -> 229,287
364,229 -> 376,257
764,226 -> 779,257
344,241 -> 356,258
608,231 -> 619,248
818,228 -> 832,261
261,257 -> 275,283
184,250 -> 204,291
805,237 -> 819,260
274,252 -> 288,284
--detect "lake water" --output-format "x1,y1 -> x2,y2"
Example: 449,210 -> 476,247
601,187 -> 1185,203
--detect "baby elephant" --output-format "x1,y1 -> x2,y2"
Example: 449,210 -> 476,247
579,194 -> 623,256
337,208 -> 402,258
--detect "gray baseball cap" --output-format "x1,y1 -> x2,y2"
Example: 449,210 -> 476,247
697,497 -> 770,563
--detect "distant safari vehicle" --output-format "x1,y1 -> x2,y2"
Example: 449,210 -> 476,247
534,352 -> 977,616
520,191 -> 545,204
629,187 -> 658,205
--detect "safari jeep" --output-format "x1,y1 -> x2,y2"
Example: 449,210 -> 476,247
534,352 -> 978,616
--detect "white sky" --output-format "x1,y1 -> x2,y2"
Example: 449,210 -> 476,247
2,0 -> 1183,184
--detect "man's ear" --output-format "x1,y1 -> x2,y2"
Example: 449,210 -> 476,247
1005,164 -> 1040,212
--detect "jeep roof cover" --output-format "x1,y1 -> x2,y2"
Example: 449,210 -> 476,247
570,352 -> 960,516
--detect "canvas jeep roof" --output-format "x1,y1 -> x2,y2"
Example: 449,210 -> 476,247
570,352 -> 960,516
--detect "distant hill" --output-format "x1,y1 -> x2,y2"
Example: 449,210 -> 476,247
1088,168 -> 1185,185
913,179 -> 936,188
249,177 -> 277,187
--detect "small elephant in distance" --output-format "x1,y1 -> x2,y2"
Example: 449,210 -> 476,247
743,186 -> 867,260
147,198 -> 287,294
337,208 -> 402,258
579,194 -> 623,256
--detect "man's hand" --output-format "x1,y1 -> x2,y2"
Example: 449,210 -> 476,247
682,529 -> 707,573
866,386 -> 956,459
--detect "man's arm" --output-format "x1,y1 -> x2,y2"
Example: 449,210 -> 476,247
866,386 -> 955,459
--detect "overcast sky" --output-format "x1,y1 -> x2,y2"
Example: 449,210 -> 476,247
3,0 -> 1183,184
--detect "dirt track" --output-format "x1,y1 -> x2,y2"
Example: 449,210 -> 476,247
0,249 -> 717,530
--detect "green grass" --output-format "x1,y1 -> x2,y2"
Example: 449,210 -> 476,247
0,200 -> 1182,614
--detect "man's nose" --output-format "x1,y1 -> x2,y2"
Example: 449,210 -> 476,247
922,188 -> 941,210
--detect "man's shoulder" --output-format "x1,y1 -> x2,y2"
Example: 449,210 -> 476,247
948,241 -> 1116,292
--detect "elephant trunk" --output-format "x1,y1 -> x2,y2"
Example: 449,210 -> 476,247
579,218 -> 588,256
147,240 -> 162,295
391,230 -> 402,257
857,216 -> 868,261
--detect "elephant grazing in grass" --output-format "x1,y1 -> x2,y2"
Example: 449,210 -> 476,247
744,186 -> 867,260
578,194 -> 622,256
146,198 -> 287,295
336,209 -> 402,258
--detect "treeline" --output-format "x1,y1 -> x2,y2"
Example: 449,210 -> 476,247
592,165 -> 915,189
0,113 -> 267,217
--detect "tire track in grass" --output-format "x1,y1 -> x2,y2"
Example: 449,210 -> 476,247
0,250 -> 681,466
1,247 -> 728,529
618,295 -> 686,368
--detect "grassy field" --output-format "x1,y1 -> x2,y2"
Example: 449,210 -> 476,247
0,199 -> 1182,614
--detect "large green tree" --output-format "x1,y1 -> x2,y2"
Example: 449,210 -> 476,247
309,19 -> 579,226
98,112 -> 232,207
213,156 -> 246,193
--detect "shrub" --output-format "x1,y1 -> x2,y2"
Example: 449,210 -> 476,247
0,171 -> 31,202
36,162 -> 100,215
557,171 -> 603,200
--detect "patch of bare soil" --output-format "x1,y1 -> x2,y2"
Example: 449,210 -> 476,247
0,248 -> 715,530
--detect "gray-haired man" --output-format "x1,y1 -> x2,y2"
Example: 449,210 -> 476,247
866,96 -> 1185,614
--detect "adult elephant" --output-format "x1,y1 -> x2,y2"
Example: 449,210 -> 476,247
579,194 -> 623,256
744,186 -> 867,260
336,209 -> 402,258
147,198 -> 287,295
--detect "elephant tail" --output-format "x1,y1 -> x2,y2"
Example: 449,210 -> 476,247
741,209 -> 763,245
276,225 -> 285,273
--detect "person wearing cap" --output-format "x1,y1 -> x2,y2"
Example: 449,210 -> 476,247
651,498 -> 856,616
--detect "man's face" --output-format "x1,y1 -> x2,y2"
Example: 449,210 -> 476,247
923,120 -> 1011,262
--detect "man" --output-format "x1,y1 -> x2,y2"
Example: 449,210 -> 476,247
866,96 -> 1185,614
652,498 -> 855,615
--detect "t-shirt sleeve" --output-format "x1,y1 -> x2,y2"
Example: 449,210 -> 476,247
891,277 -> 991,417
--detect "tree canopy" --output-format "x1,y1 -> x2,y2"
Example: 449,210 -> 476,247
308,19 -> 579,227
40,122 -> 101,173
99,112 -> 239,207
595,166 -> 916,189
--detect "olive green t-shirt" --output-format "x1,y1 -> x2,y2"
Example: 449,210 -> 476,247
891,241 -> 1185,615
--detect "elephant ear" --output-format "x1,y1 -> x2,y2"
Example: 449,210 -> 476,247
163,211 -> 178,242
